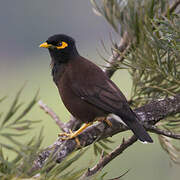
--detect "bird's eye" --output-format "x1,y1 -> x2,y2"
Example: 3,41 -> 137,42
56,41 -> 68,49
58,42 -> 62,46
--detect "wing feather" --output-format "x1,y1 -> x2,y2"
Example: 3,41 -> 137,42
72,79 -> 127,114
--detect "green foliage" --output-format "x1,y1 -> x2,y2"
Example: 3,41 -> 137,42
92,0 -> 180,102
41,149 -> 89,180
0,89 -> 88,179
0,87 -> 42,179
92,0 -> 180,164
128,15 -> 180,104
159,135 -> 180,164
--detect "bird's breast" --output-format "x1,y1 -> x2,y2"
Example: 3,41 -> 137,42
51,62 -> 66,85
56,73 -> 105,123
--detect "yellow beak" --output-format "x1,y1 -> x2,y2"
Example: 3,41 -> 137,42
39,42 -> 52,48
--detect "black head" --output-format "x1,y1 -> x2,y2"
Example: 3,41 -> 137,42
40,34 -> 79,63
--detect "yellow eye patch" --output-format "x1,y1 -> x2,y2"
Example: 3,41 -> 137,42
56,41 -> 68,49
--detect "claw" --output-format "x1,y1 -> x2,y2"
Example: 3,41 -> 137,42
58,132 -> 71,137
58,130 -> 75,140
58,130 -> 81,146
58,122 -> 92,146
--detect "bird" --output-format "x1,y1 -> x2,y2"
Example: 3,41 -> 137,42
39,34 -> 153,143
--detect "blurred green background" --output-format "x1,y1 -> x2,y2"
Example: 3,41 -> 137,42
0,0 -> 179,179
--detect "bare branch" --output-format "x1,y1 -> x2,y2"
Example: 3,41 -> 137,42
108,169 -> 130,180
146,124 -> 180,139
81,135 -> 137,178
38,100 -> 68,133
103,31 -> 130,78
64,115 -> 82,131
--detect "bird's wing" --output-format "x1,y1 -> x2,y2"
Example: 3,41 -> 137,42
72,78 -> 129,115
71,72 -> 153,143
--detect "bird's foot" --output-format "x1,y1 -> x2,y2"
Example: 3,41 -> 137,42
96,117 -> 113,127
58,129 -> 77,140
58,122 -> 92,146
58,129 -> 81,146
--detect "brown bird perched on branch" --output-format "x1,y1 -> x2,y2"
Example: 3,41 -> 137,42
39,34 -> 153,143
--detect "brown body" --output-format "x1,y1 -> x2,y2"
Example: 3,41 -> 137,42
54,56 -> 128,123
56,58 -> 105,122
40,34 -> 153,143
54,56 -> 134,122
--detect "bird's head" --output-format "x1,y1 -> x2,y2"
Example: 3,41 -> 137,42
39,34 -> 79,63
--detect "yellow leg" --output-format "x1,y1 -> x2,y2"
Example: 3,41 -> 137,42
69,129 -> 81,147
96,117 -> 113,127
58,122 -> 92,140
104,118 -> 113,127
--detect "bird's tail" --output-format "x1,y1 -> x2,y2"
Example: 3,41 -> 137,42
124,118 -> 153,143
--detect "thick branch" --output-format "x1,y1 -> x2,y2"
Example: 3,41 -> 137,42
30,93 -> 180,174
134,94 -> 180,125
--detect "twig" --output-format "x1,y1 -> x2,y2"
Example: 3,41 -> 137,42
64,115 -> 82,131
108,169 -> 130,180
38,100 -> 68,132
81,135 -> 137,178
103,31 -> 130,78
146,124 -> 180,139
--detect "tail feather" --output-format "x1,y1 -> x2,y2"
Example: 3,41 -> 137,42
125,118 -> 153,143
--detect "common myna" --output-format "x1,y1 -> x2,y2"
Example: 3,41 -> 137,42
39,34 -> 153,143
